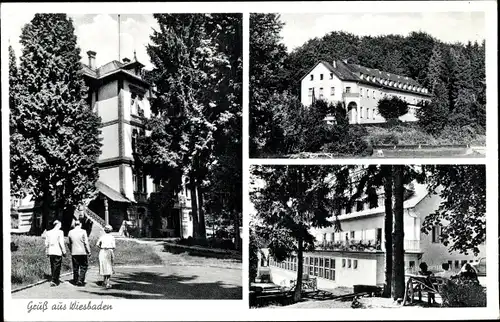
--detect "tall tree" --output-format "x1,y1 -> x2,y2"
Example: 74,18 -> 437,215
381,165 -> 393,298
11,14 -> 101,233
447,47 -> 474,111
251,165 -> 345,302
249,13 -> 288,156
421,165 -> 486,255
391,165 -> 405,300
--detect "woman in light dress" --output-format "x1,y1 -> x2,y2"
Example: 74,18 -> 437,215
97,225 -> 116,288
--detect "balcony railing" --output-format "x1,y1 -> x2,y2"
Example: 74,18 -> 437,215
342,92 -> 360,99
315,239 -> 382,252
404,239 -> 420,251
134,191 -> 148,203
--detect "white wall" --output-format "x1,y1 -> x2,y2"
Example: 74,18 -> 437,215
301,63 -> 344,106
123,164 -> 134,201
96,96 -> 119,123
123,122 -> 133,159
99,167 -> 120,192
99,125 -> 120,160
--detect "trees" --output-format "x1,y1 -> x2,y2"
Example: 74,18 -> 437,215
377,96 -> 409,121
249,13 -> 288,156
251,165 -> 344,302
421,165 -> 486,255
11,14 -> 101,233
141,14 -> 242,241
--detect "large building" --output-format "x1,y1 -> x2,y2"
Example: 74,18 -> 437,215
263,180 -> 485,290
300,59 -> 432,124
10,51 -> 194,238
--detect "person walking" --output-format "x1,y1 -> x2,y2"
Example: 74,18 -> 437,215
45,220 -> 67,286
68,220 -> 91,286
97,225 -> 116,289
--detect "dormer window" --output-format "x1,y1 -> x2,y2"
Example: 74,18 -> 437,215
310,74 -> 314,81
330,73 -> 333,79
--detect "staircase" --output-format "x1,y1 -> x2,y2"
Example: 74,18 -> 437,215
84,207 -> 106,237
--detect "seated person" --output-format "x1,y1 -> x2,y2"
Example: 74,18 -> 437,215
418,262 -> 436,304
458,263 -> 479,284
435,263 -> 455,279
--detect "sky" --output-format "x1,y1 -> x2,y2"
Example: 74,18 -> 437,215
7,13 -> 158,70
279,12 -> 486,52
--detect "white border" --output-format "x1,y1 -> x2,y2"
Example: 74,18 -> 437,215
2,1 -> 498,321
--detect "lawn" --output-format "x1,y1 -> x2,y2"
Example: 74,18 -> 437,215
10,235 -> 162,288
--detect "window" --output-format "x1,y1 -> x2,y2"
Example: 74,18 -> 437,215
319,87 -> 324,99
310,74 -> 314,81
373,109 -> 376,120
360,88 -> 363,97
409,261 -> 415,268
329,73 -> 333,79
350,231 -> 355,239
345,87 -> 351,93
320,74 -> 324,80
360,107 -> 363,118
432,226 -> 440,243
353,260 -> 358,269
460,260 -> 467,268
348,259 -> 352,268
356,201 -> 364,212
331,233 -> 335,242
342,259 -> 346,268
455,260 -> 460,269
448,260 -> 453,267
330,87 -> 335,96
373,90 -> 375,98
308,88 -> 313,97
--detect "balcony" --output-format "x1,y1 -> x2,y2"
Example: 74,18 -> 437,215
404,239 -> 421,252
342,92 -> 360,99
134,191 -> 148,203
315,239 -> 382,252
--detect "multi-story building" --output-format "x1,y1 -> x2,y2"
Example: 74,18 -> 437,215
300,59 -> 432,124
10,51 -> 193,238
265,180 -> 485,290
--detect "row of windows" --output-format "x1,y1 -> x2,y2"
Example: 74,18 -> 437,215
310,73 -> 334,81
359,73 -> 429,93
270,255 -> 360,281
308,87 -> 335,98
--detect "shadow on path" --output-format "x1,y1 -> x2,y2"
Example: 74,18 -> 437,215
81,270 -> 242,300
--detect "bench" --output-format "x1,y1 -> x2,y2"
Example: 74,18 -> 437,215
403,274 -> 448,306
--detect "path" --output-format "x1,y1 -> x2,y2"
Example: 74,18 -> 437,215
12,241 -> 242,300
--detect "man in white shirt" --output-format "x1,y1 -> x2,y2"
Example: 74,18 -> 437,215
45,220 -> 66,286
68,220 -> 91,286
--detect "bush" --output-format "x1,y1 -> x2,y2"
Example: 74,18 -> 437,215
377,96 -> 409,120
439,279 -> 486,307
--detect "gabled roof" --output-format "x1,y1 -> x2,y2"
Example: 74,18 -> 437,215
301,59 -> 432,97
96,181 -> 132,203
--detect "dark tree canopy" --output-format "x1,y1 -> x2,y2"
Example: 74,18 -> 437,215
377,96 -> 409,120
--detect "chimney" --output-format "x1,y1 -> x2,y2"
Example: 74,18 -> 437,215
87,50 -> 96,69
333,60 -> 337,69
122,57 -> 131,63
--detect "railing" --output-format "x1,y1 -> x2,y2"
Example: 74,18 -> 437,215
404,239 -> 420,251
315,239 -> 382,252
134,191 -> 148,203
84,207 -> 106,229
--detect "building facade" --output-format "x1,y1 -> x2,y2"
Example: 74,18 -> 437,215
300,59 -> 432,124
265,182 -> 485,289
10,51 -> 193,238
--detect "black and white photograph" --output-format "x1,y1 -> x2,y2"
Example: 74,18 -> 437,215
249,164 -> 487,308
6,12 -> 242,300
249,13 -> 487,158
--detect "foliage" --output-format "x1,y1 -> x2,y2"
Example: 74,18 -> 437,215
140,14 -> 242,240
439,279 -> 486,307
377,96 -> 409,121
11,14 -> 102,232
249,228 -> 259,283
249,13 -> 288,156
421,165 -> 486,255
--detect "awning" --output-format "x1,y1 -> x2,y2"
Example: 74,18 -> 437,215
96,181 -> 132,203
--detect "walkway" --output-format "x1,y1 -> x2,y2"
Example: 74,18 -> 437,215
12,241 -> 242,300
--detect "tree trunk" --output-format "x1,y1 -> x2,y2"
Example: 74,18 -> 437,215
392,165 -> 405,300
41,182 -> 52,232
189,177 -> 198,239
382,165 -> 393,298
293,235 -> 304,303
197,186 -> 207,241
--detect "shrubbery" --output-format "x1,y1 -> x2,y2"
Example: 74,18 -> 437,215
177,236 -> 237,251
439,279 -> 486,307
